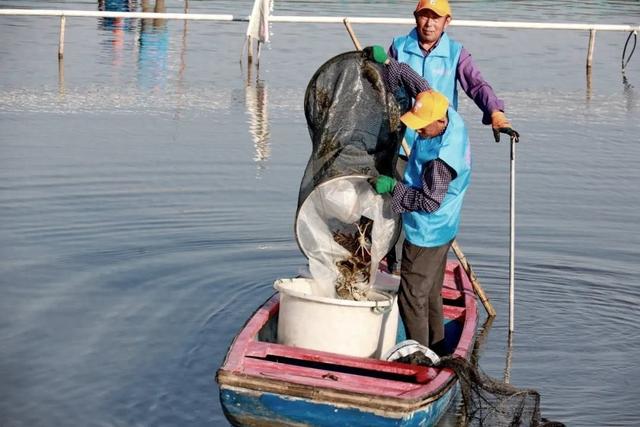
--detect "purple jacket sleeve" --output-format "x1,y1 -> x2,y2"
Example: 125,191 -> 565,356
457,47 -> 505,124
391,159 -> 455,214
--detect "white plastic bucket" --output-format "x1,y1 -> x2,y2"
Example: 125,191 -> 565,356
274,278 -> 399,358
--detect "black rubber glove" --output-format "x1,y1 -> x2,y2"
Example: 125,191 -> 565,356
491,111 -> 520,143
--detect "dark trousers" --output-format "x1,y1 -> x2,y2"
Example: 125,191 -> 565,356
398,239 -> 451,350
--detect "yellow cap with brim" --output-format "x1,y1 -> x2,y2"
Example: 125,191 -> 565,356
414,0 -> 452,17
400,90 -> 449,130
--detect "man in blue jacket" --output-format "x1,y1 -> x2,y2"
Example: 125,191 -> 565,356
384,0 -> 519,275
390,0 -> 519,146
373,90 -> 471,354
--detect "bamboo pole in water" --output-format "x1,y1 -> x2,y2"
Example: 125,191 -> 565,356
586,29 -> 596,91
587,29 -> 597,70
58,15 -> 65,60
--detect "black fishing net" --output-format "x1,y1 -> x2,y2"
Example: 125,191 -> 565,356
294,51 -> 404,298
441,356 -> 565,427
398,353 -> 564,427
298,51 -> 404,204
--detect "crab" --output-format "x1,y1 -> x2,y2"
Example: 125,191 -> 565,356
332,217 -> 373,300
354,220 -> 372,261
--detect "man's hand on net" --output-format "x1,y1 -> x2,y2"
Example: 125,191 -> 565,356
491,111 -> 520,143
370,175 -> 397,194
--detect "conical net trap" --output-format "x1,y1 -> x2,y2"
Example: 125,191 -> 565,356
294,51 -> 404,299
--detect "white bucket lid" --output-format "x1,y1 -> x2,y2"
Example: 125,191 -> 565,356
382,339 -> 441,365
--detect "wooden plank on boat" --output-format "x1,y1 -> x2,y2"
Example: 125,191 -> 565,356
244,341 -> 437,379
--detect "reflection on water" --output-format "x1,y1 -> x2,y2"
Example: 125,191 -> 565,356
98,0 -> 138,67
623,77 -> 635,114
177,0 -> 189,90
245,67 -> 271,176
622,35 -> 636,110
58,58 -> 65,96
98,0 -> 138,28
96,0 -> 171,89
503,332 -> 514,384
138,0 -> 169,90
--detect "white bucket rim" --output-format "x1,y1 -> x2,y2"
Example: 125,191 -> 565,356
274,278 -> 393,308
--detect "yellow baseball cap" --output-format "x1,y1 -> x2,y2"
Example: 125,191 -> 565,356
415,0 -> 452,17
400,91 -> 449,130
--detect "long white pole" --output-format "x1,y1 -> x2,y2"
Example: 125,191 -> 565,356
509,139 -> 516,333
1,9 -> 638,32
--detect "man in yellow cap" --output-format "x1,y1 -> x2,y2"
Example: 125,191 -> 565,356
373,90 -> 471,355
389,0 -> 519,145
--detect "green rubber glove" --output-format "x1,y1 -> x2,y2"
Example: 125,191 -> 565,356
363,45 -> 389,65
375,175 -> 396,194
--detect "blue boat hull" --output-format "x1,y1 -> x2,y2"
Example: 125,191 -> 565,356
220,382 -> 458,427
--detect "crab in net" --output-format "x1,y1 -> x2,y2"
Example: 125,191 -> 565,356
333,217 -> 373,300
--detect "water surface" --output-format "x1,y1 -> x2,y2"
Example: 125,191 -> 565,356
1,1 -> 639,426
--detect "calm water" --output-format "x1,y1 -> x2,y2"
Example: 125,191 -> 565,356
1,1 -> 639,426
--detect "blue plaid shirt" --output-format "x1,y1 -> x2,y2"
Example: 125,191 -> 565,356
381,59 -> 453,215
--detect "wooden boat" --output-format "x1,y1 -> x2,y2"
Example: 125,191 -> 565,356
216,260 -> 478,426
